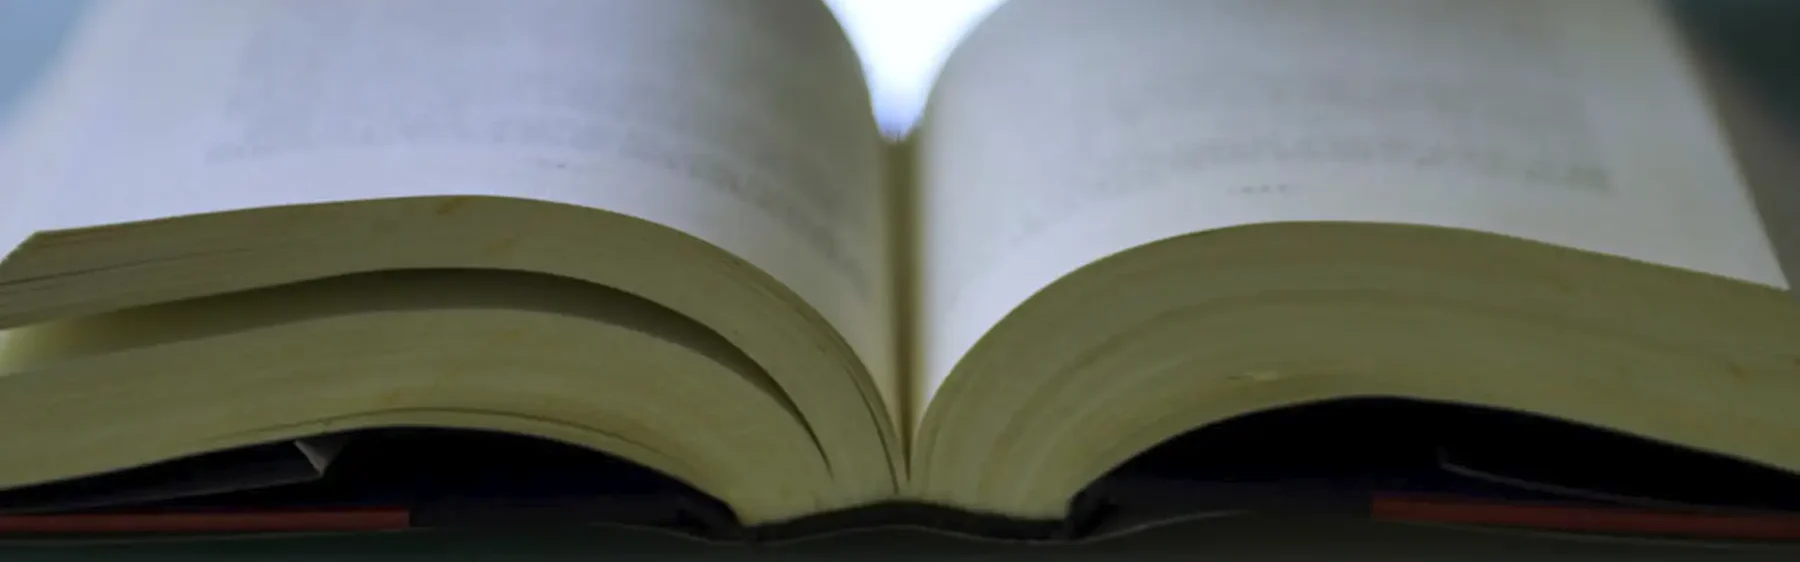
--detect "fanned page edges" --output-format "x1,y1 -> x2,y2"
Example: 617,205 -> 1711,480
6,206 -> 1800,536
0,195 -> 900,525
9,402 -> 1800,543
911,221 -> 1800,519
0,268 -> 848,525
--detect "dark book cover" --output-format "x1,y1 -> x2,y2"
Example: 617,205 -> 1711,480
5,398 -> 1800,544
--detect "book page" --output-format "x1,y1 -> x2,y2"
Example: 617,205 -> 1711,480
7,0 -> 895,392
912,0 -> 1786,406
1688,25 -> 1800,304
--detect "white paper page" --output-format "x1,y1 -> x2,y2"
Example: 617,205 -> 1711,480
912,0 -> 1786,395
14,0 -> 894,378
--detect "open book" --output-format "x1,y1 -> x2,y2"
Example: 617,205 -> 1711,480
4,0 -> 1800,538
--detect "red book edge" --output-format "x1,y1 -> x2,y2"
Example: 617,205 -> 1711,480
1373,494 -> 1800,541
0,507 -> 411,534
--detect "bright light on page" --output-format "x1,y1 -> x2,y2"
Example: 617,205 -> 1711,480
823,0 -> 1006,137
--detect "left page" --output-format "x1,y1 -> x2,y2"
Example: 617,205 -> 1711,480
0,0 -> 898,401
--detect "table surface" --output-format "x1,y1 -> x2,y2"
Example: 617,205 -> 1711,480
3,0 -> 1799,558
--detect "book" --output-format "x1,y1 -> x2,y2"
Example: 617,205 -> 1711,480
4,0 -> 1800,542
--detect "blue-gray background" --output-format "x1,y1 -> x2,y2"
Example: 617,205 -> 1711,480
0,0 -> 82,131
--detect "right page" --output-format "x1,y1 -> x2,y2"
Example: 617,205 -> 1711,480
909,0 -> 1788,412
